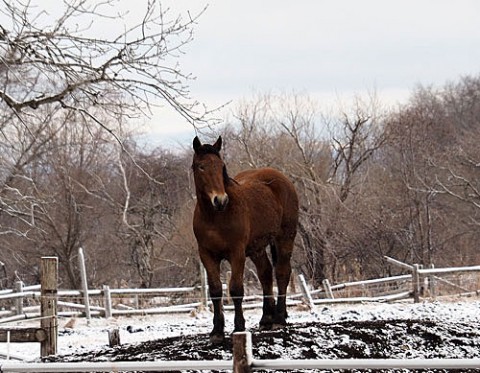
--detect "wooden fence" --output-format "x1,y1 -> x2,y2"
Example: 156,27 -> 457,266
2,255 -> 480,371
0,257 -> 57,359
2,256 -> 480,324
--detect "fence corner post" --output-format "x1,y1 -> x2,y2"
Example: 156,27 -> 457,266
232,331 -> 253,373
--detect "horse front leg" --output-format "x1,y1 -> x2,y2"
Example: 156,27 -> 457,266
200,250 -> 225,343
228,252 -> 246,333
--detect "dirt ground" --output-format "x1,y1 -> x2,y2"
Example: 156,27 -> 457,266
46,318 -> 480,372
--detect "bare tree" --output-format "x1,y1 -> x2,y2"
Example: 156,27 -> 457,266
0,0 -> 209,127
222,92 -> 390,284
0,0 -> 212,287
117,143 -> 193,287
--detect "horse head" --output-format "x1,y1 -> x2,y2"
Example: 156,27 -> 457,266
192,136 -> 230,211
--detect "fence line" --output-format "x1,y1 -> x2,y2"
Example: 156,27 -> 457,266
2,358 -> 480,372
2,258 -> 480,322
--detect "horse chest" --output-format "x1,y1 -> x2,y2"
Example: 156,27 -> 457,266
193,212 -> 247,252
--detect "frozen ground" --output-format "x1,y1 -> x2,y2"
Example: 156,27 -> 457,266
2,299 -> 480,371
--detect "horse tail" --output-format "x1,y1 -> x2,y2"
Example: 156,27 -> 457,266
270,242 -> 278,266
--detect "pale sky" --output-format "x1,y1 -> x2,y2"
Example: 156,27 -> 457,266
3,0 -> 480,148
149,0 -> 480,147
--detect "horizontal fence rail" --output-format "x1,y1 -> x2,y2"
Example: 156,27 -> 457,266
2,258 -> 480,324
2,357 -> 480,372
252,358 -> 480,370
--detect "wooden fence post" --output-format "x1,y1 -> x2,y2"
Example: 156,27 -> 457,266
412,264 -> 420,303
40,256 -> 58,357
78,247 -> 91,324
322,279 -> 335,299
429,264 -> 437,300
103,285 -> 112,319
226,271 -> 232,304
14,281 -> 24,315
200,262 -> 209,309
232,332 -> 252,373
298,274 -> 315,310
108,328 -> 120,347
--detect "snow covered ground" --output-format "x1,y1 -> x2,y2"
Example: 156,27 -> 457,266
2,299 -> 480,363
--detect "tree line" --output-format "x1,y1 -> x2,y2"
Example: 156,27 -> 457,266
0,1 -> 478,290
1,74 -> 479,289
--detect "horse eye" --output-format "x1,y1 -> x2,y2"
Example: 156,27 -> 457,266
197,165 -> 205,172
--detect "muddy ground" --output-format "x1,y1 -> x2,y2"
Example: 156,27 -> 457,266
46,318 -> 480,372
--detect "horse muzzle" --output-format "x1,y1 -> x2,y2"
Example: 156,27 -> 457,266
212,193 -> 229,211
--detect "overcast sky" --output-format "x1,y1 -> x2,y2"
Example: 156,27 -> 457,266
5,0 -> 479,147
147,0 -> 480,147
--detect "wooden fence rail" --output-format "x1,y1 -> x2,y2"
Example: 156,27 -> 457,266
2,257 -> 480,323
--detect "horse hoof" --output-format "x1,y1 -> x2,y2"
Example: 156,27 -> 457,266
209,333 -> 225,344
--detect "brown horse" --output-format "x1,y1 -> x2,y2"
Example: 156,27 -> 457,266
192,136 -> 299,343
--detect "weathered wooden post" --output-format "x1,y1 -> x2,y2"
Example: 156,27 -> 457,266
298,273 -> 315,310
103,285 -> 112,319
412,264 -> 421,303
108,327 -> 121,347
226,270 -> 232,304
429,263 -> 437,300
288,269 -> 297,293
78,247 -> 91,324
232,332 -> 252,373
14,281 -> 24,315
322,279 -> 335,299
199,262 -> 209,309
40,256 -> 58,357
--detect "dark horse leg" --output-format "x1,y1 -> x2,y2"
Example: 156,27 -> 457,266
228,251 -> 246,333
200,251 -> 225,343
273,237 -> 294,328
250,250 -> 275,330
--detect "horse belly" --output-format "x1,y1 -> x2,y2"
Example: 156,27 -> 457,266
245,194 -> 282,249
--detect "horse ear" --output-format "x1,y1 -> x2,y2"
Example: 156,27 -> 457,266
193,136 -> 202,152
213,136 -> 222,152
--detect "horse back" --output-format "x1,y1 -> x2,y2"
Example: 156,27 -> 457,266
234,168 -> 298,229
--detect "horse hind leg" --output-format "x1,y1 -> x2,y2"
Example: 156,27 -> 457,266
250,249 -> 275,330
272,236 -> 294,329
